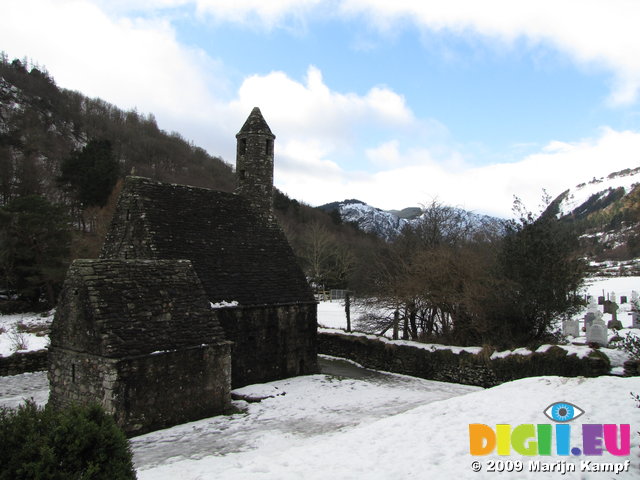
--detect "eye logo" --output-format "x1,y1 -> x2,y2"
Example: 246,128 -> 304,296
544,401 -> 585,422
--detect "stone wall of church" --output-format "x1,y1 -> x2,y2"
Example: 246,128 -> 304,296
216,303 -> 318,388
49,342 -> 232,436
48,348 -> 119,411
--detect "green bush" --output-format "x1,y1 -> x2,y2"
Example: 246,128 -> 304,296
0,400 -> 136,480
619,332 -> 640,360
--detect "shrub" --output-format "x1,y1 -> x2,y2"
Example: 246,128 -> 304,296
618,332 -> 640,360
0,400 -> 136,480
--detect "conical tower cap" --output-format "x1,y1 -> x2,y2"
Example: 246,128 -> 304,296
237,107 -> 274,137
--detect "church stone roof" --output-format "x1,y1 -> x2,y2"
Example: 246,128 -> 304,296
237,107 -> 274,137
52,259 -> 226,358
101,176 -> 315,307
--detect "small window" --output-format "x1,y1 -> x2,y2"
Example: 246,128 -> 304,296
240,169 -> 247,180
266,139 -> 273,155
239,138 -> 247,155
71,364 -> 76,383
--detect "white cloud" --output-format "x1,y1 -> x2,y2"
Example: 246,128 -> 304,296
281,127 -> 640,217
163,0 -> 640,106
230,66 -> 413,142
225,65 -> 427,201
338,0 -> 640,106
13,0 -> 639,110
3,0 -> 640,219
366,140 -> 403,167
222,65 -> 419,175
0,0 -> 225,129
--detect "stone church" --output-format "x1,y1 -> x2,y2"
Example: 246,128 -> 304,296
48,107 -> 318,435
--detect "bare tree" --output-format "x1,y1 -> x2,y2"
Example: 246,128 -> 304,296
355,200 -> 497,344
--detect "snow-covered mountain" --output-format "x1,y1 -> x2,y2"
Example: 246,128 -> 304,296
318,200 -> 410,239
548,167 -> 640,274
318,199 -> 502,241
553,167 -> 640,219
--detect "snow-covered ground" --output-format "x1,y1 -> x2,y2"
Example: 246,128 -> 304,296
0,370 -> 49,408
0,310 -> 52,357
134,375 -> 640,480
0,277 -> 639,478
2,362 -> 637,479
133,358 -> 480,473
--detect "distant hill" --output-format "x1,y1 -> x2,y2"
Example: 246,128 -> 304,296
318,199 -> 503,241
0,55 -> 236,206
545,167 -> 640,275
0,55 -> 379,294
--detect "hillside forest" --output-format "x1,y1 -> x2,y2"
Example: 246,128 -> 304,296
0,55 -> 589,349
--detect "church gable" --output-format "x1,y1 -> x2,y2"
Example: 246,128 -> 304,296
102,176 -> 315,307
51,258 -> 226,358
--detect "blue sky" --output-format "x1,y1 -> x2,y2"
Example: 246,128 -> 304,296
3,0 -> 640,217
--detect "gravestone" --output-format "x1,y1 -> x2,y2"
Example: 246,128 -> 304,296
631,312 -> 640,329
603,299 -> 618,318
608,318 -> 623,330
584,312 -> 596,329
584,299 -> 602,331
562,319 -> 580,338
604,292 -> 619,322
584,299 -> 601,329
586,318 -> 608,347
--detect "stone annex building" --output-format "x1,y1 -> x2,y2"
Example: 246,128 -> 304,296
49,108 -> 318,435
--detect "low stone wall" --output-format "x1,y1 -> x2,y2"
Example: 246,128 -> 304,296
623,359 -> 640,376
0,349 -> 48,376
318,331 -> 611,388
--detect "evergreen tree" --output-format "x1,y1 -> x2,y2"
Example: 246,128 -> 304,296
58,139 -> 119,208
494,199 -> 587,344
0,195 -> 70,308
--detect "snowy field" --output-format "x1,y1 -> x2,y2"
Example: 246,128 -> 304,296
0,309 -> 52,357
0,277 -> 639,478
134,375 -> 640,480
2,361 -> 638,479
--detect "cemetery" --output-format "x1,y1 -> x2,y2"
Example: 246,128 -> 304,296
563,290 -> 640,348
315,281 -> 640,382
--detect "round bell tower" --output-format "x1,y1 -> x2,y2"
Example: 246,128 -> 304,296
235,107 -> 275,217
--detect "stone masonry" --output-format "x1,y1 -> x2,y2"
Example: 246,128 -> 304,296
100,108 -> 318,388
235,106 -> 276,218
49,107 -> 317,434
49,259 -> 232,436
